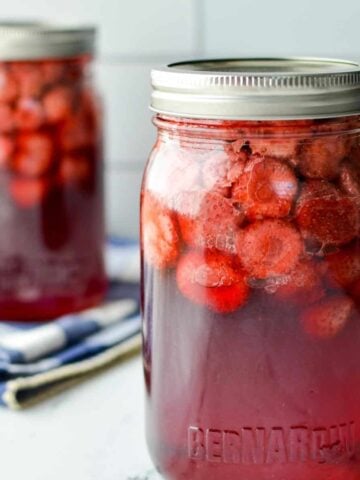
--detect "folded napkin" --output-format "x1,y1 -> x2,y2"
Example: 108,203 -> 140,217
0,239 -> 141,410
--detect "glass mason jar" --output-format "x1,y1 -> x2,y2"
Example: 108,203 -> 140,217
0,24 -> 106,320
141,59 -> 360,479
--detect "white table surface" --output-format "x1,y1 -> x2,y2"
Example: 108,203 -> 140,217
0,354 -> 158,480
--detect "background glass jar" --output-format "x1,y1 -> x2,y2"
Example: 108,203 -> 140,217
142,59 -> 360,479
0,24 -> 105,320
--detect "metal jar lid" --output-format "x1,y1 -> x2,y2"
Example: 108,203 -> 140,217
151,58 -> 360,120
0,22 -> 96,60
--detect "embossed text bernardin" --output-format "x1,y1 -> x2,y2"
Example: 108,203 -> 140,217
188,422 -> 355,464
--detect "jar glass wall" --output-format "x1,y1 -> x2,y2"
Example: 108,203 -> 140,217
142,112 -> 360,480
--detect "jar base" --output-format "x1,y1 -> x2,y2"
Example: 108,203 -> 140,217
0,280 -> 107,321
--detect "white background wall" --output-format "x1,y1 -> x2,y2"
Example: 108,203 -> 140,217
0,0 -> 359,237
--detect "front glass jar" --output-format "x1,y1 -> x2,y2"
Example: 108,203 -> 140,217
141,59 -> 360,479
0,24 -> 106,320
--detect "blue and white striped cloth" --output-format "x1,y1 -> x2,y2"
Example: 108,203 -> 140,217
0,240 -> 141,409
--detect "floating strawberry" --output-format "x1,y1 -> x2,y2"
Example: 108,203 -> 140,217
11,63 -> 44,98
146,144 -> 201,206
0,103 -> 15,133
295,180 -> 359,247
13,132 -> 53,177
176,190 -> 244,255
274,259 -> 324,305
58,154 -> 90,186
202,148 -> 247,192
300,296 -> 353,338
176,249 -> 249,313
236,219 -> 303,279
43,86 -> 74,123
58,111 -> 94,151
326,243 -> 360,289
41,61 -> 65,86
142,192 -> 180,270
298,136 -> 349,179
15,97 -> 44,130
9,177 -> 49,208
0,67 -> 18,103
232,156 -> 298,220
339,161 -> 360,198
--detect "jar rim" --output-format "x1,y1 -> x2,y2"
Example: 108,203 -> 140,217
151,57 -> 360,120
0,21 -> 96,60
